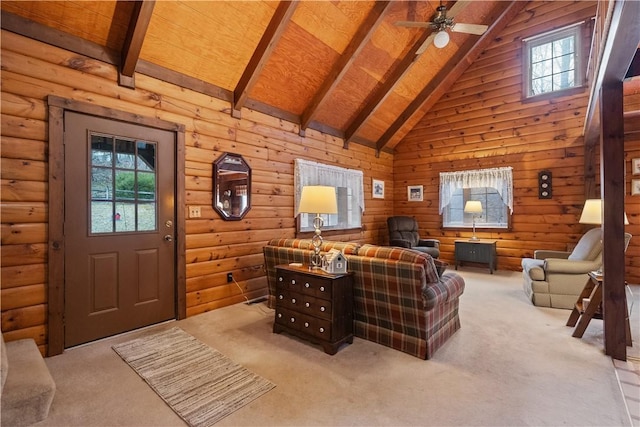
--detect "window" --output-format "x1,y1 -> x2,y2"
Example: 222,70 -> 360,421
90,134 -> 157,234
523,23 -> 584,98
440,167 -> 513,229
294,159 -> 363,232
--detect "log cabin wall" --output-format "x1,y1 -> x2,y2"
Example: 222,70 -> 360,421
0,31 -> 393,353
393,1 -> 638,285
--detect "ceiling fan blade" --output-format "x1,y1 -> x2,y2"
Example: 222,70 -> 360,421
451,23 -> 488,35
415,33 -> 435,55
395,20 -> 433,28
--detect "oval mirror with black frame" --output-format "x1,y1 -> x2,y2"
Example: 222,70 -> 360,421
213,152 -> 251,220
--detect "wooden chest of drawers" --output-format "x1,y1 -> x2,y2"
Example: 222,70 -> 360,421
273,264 -> 353,355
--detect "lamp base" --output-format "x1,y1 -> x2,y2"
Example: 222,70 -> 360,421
469,236 -> 480,241
310,216 -> 324,268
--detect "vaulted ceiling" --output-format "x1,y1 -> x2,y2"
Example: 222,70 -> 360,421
1,0 -> 530,153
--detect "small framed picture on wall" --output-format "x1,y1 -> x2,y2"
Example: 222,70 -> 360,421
632,179 -> 640,196
633,158 -> 640,175
407,185 -> 423,202
372,179 -> 384,199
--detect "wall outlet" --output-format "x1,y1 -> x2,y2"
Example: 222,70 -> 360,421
188,206 -> 201,218
227,272 -> 233,283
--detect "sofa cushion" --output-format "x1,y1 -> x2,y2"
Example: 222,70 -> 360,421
357,245 -> 440,283
522,258 -> 545,281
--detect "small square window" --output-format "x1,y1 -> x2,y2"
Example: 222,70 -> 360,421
523,23 -> 584,98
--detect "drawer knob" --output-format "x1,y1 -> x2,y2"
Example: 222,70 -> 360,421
320,306 -> 325,312
278,294 -> 283,299
305,282 -> 310,288
291,279 -> 296,285
304,322 -> 309,328
291,298 -> 296,304
278,276 -> 283,282
305,302 -> 310,308
319,327 -> 325,333
320,286 -> 325,292
290,317 -> 295,323
277,313 -> 282,318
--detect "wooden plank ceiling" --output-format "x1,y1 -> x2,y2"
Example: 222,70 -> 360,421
1,0 -> 522,152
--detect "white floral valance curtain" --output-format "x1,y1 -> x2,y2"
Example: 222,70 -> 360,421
294,159 -> 364,214
439,167 -> 514,214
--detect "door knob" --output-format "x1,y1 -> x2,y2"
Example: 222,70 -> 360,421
164,235 -> 173,242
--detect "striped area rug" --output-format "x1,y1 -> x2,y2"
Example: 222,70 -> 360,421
112,327 -> 275,426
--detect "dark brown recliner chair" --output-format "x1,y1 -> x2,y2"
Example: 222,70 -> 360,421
387,216 -> 440,258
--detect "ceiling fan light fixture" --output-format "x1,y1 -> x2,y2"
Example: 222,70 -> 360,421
434,30 -> 450,48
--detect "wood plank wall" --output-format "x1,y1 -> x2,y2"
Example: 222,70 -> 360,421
0,30 -> 393,353
393,1 -> 639,285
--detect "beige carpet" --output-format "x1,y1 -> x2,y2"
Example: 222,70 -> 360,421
36,269 -> 636,426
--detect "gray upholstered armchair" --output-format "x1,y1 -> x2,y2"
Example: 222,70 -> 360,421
387,216 -> 440,258
522,228 -> 631,309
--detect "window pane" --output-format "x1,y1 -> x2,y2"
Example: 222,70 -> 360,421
115,202 -> 136,232
531,44 -> 551,61
553,70 -> 574,90
91,201 -> 114,233
137,172 -> 156,201
137,203 -> 156,231
115,170 -> 136,201
91,167 -> 112,201
91,135 -> 113,166
115,139 -> 136,169
137,141 -> 155,171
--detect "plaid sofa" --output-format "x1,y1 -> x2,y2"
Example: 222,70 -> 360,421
263,239 -> 465,359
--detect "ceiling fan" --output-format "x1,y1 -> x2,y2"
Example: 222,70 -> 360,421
396,2 -> 488,52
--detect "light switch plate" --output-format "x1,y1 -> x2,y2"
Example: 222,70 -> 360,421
188,206 -> 201,218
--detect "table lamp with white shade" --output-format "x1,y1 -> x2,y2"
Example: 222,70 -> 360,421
464,200 -> 483,241
579,198 -> 629,227
297,185 -> 338,267
579,199 -> 631,275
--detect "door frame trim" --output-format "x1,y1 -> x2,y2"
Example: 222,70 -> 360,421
47,95 -> 186,356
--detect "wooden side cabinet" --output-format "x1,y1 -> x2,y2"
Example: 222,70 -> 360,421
273,264 -> 353,355
454,240 -> 497,274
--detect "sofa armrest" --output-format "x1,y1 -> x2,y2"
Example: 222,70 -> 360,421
389,239 -> 412,248
418,239 -> 439,248
544,258 -> 600,274
534,250 -> 570,260
422,272 -> 465,310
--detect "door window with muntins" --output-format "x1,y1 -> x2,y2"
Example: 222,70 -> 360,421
90,134 -> 157,234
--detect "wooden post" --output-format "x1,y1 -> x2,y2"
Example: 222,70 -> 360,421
600,80 -> 626,361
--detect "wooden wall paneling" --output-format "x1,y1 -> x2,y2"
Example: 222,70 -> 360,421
1,31 -> 392,349
1,304 -> 46,332
393,1 -> 595,273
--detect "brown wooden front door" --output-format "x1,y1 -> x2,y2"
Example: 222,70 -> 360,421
63,112 -> 176,347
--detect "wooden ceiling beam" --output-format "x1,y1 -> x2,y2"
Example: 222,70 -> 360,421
299,1 -> 392,135
375,1 -> 525,153
232,1 -> 298,117
120,0 -> 155,78
0,10 -> 117,65
343,0 -> 475,147
342,28 -> 431,145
